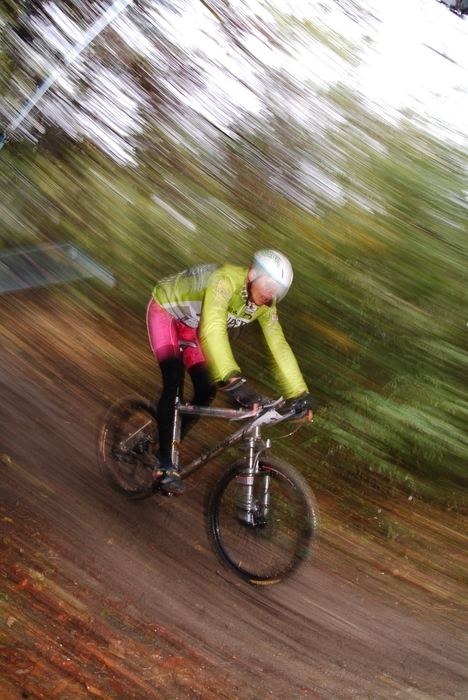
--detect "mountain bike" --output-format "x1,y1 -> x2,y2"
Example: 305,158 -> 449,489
98,347 -> 320,586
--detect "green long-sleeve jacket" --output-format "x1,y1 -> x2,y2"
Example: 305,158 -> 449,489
152,263 -> 307,399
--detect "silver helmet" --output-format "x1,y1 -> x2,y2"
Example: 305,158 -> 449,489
252,250 -> 293,302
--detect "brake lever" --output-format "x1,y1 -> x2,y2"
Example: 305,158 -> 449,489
229,397 -> 283,421
261,397 -> 284,410
278,405 -> 311,421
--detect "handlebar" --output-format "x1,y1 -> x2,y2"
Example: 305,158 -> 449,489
229,397 -> 312,428
261,397 -> 312,419
175,339 -> 314,423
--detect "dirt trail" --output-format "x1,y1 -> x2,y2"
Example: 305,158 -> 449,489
1,289 -> 467,699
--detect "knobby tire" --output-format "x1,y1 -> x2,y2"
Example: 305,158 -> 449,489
98,396 -> 158,500
208,457 -> 320,585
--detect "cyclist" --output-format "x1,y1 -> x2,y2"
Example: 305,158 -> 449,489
147,249 -> 317,494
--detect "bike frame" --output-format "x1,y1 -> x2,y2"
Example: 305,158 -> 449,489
166,340 -> 304,516
171,396 -> 297,479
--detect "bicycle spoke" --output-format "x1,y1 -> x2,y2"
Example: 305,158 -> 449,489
98,398 -> 157,499
209,459 -> 319,584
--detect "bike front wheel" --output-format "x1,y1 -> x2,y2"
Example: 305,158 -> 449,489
208,457 -> 320,585
98,396 -> 158,500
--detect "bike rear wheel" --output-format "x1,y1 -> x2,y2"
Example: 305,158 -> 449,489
208,457 -> 319,585
98,397 -> 158,500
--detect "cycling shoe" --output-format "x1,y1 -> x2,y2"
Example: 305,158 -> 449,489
159,468 -> 187,495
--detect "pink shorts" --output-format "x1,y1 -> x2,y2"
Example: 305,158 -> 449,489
146,298 -> 206,369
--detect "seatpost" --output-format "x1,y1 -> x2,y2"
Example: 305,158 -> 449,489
170,340 -> 189,471
171,396 -> 182,470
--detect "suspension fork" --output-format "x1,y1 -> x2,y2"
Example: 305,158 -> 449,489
236,427 -> 271,524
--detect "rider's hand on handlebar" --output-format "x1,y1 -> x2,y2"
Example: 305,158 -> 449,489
222,376 -> 267,409
283,392 -> 319,419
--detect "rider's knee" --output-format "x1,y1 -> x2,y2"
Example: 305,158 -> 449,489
189,363 -> 216,405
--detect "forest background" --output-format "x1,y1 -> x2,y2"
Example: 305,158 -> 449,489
1,0 -> 468,509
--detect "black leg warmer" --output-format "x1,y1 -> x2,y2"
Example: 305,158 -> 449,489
157,358 -> 185,458
180,363 -> 216,440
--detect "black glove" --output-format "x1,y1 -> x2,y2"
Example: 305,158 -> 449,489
284,392 -> 319,414
223,377 -> 264,408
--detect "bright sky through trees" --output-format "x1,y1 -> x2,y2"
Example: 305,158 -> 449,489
119,0 -> 468,143
2,0 -> 468,156
349,0 -> 468,141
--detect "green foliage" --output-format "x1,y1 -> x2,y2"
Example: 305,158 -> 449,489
1,1 -> 468,506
